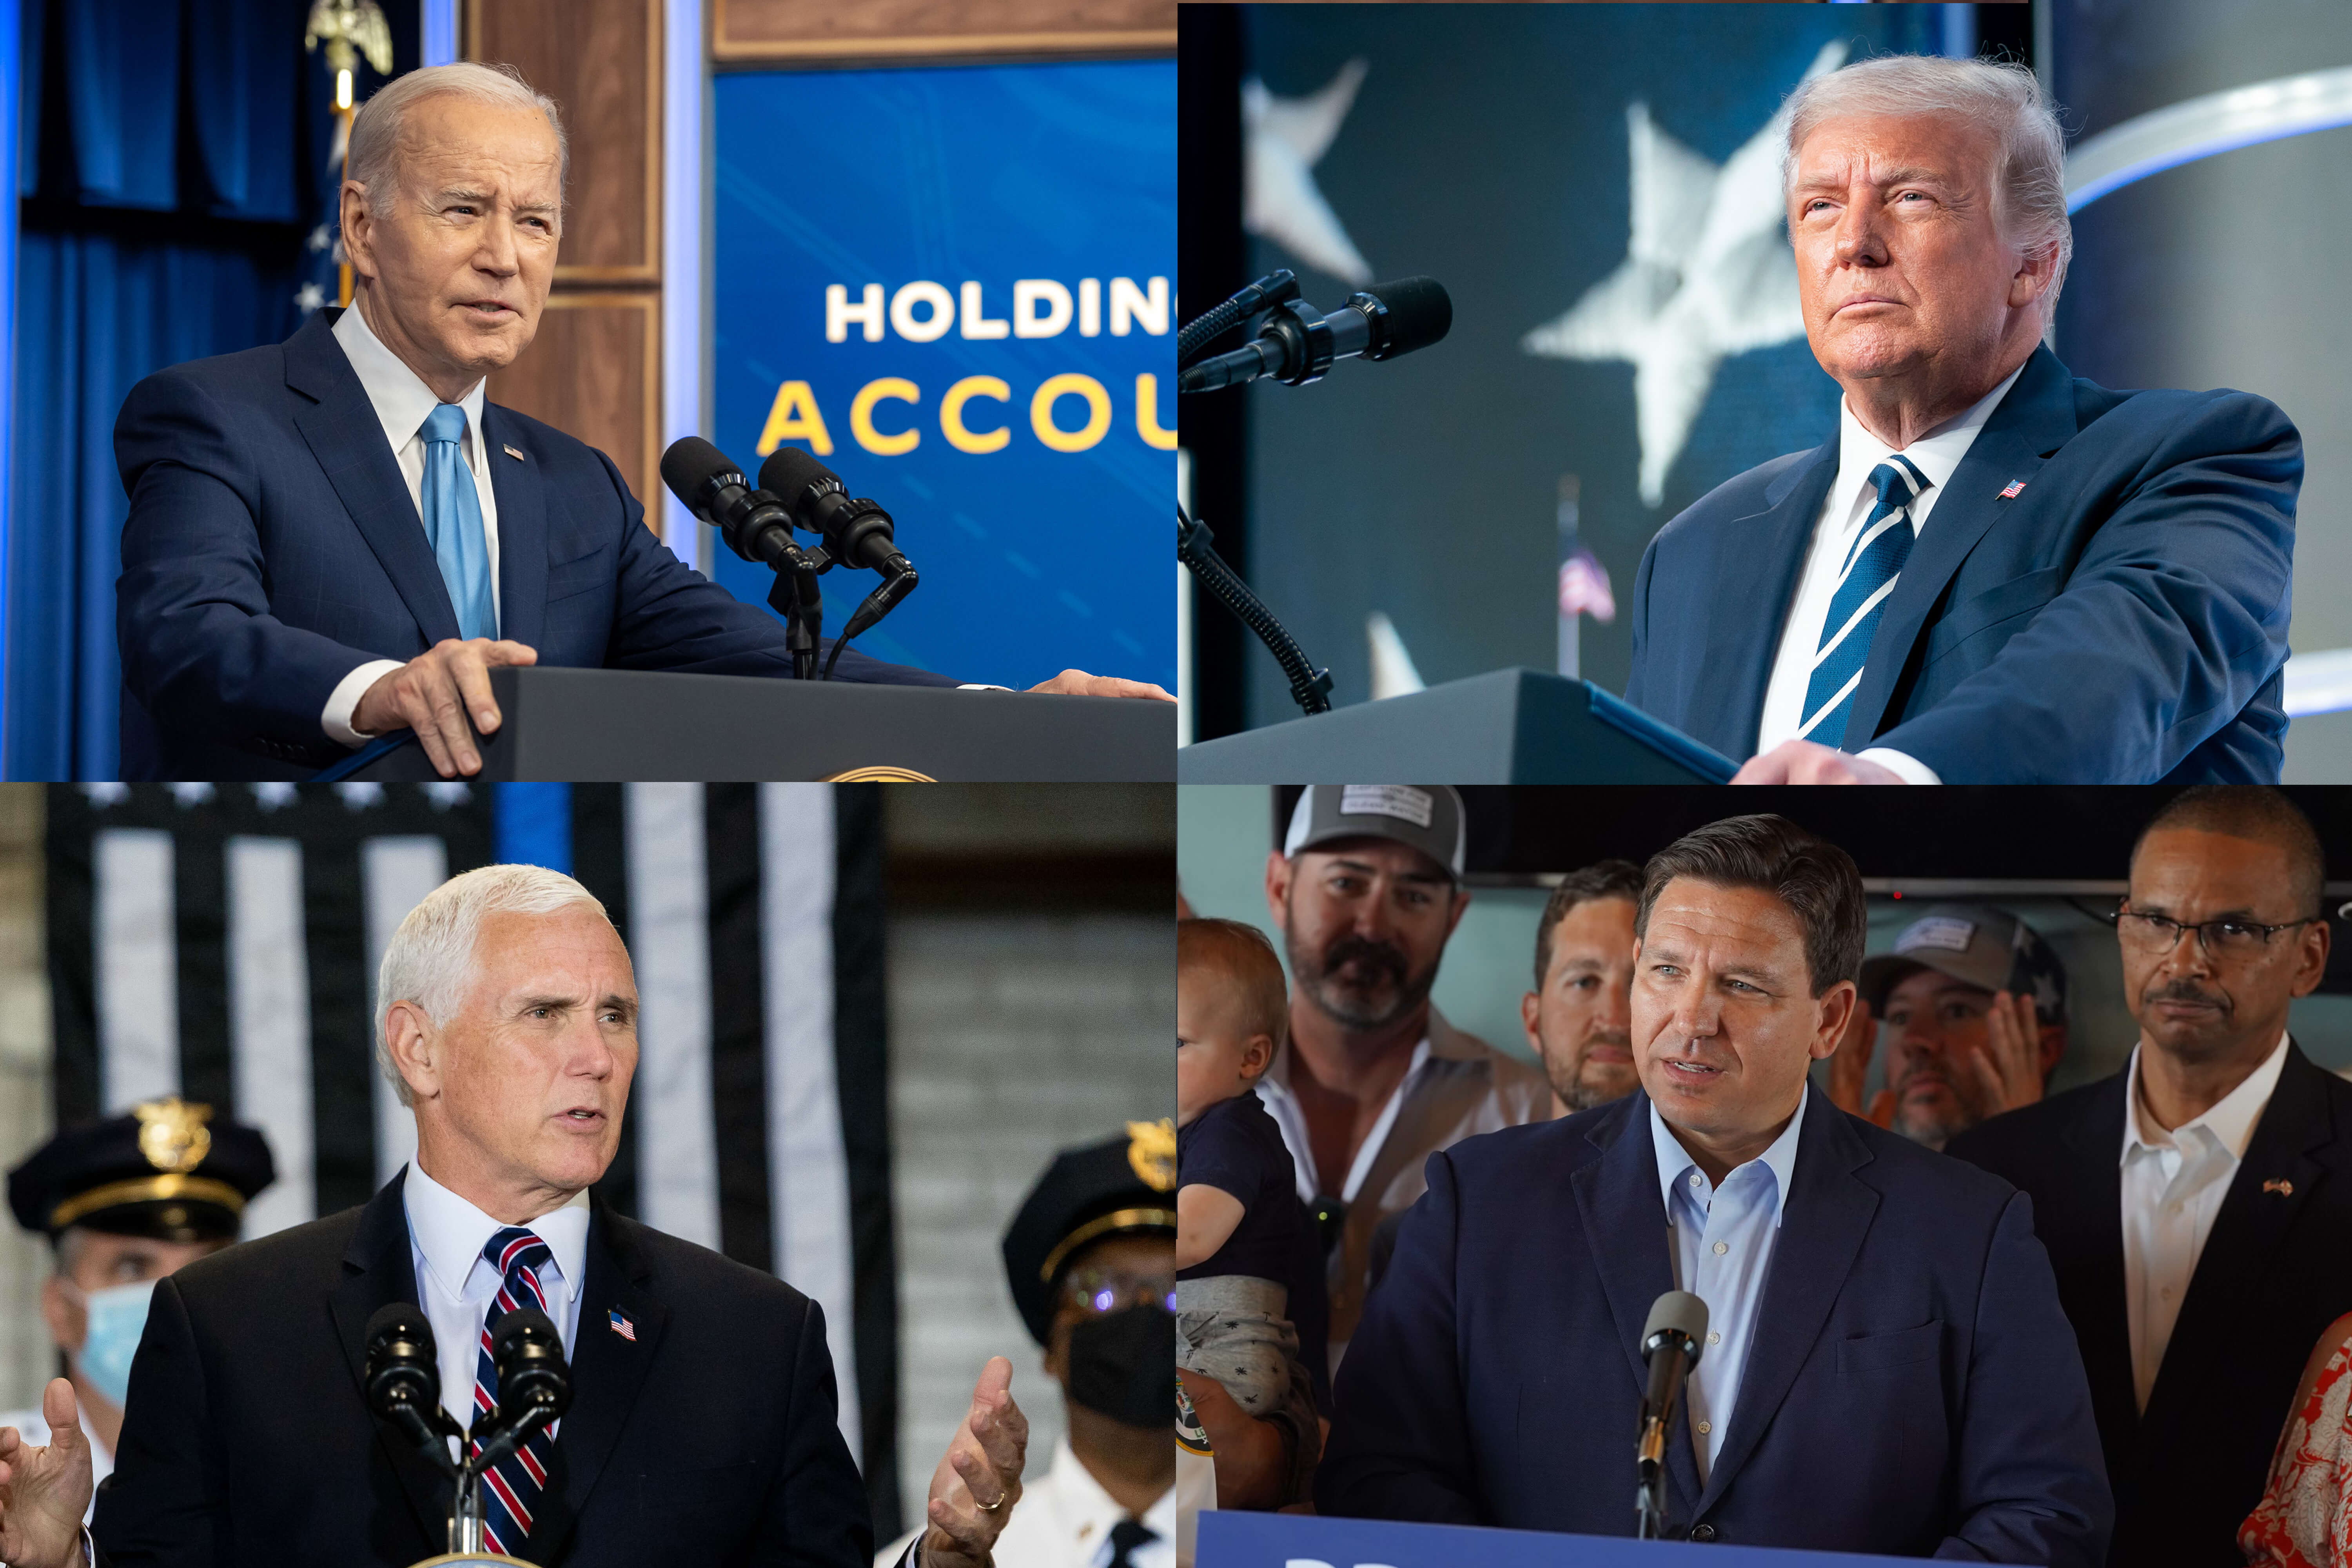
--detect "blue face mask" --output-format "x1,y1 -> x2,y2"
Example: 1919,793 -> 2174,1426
65,1279 -> 156,1408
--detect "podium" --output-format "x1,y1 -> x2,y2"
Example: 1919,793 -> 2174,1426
1196,1512 -> 1925,1566
1176,670 -> 1738,783
343,666 -> 1174,782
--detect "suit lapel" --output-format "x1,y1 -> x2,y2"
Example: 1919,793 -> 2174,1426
324,1169 -> 448,1557
1569,1093 -> 1705,1517
1696,441 -> 1839,757
2141,1044 -> 2335,1444
2052,1074 -> 2138,1455
1695,1093 -> 1879,1514
530,1194 -> 670,1564
1841,346 -> 2080,746
286,310 -> 463,646
484,405 -> 548,652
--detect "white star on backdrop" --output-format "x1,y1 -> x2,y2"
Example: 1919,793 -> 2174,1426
295,281 -> 328,313
1523,41 -> 1848,507
1243,58 -> 1374,286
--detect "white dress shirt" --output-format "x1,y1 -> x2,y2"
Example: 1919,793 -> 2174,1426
2118,1032 -> 2291,1412
1651,1086 -> 1806,1483
1757,359 -> 2031,784
400,1160 -> 590,1435
1256,1035 -> 1434,1206
321,304 -> 503,747
875,1436 -> 1175,1568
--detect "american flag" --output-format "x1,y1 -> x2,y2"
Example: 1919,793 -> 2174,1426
609,1308 -> 638,1342
1559,546 -> 1617,624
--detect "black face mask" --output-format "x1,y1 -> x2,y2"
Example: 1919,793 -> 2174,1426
1067,1305 -> 1174,1430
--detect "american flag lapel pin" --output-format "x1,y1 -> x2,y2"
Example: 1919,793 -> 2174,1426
503,443 -> 527,462
2264,1178 -> 2296,1196
609,1306 -> 637,1340
1998,479 -> 2027,500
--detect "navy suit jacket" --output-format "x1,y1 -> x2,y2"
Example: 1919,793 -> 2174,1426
114,309 -> 960,780
1624,347 -> 2300,783
91,1169 -> 880,1567
1947,1044 -> 2352,1568
1317,1088 -> 2113,1565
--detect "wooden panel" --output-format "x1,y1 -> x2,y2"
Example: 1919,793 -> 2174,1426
470,0 -> 662,284
713,0 -> 1173,62
489,294 -> 663,519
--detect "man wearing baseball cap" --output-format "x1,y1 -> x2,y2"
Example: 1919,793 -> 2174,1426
1260,786 -> 1552,1376
1828,905 -> 2070,1149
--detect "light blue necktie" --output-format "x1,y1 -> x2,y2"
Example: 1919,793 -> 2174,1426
1799,455 -> 1927,746
419,403 -> 497,641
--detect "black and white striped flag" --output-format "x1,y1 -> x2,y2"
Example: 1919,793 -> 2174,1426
44,782 -> 903,1537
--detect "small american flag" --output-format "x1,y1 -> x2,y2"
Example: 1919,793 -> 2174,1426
1998,480 -> 2027,499
609,1307 -> 637,1341
1558,547 -> 1617,624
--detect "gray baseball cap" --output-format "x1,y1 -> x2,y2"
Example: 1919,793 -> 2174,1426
1857,904 -> 2067,1024
1282,785 -> 1466,879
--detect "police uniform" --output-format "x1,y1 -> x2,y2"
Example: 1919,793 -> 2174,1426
1,1098 -> 274,1525
878,1124 -> 1178,1568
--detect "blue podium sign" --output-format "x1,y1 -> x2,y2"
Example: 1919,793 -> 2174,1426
1198,1513 -> 1932,1567
711,60 -> 1174,690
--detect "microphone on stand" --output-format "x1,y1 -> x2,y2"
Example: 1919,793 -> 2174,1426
470,1307 -> 572,1473
362,1303 -> 461,1476
1177,276 -> 1452,393
757,447 -> 925,679
1637,1290 -> 1708,1541
660,436 -> 824,679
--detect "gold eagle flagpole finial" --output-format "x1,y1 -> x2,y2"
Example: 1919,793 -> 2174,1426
305,0 -> 394,307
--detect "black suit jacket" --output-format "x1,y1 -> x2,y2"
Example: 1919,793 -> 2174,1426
90,1169 -> 876,1566
1946,1043 -> 2352,1568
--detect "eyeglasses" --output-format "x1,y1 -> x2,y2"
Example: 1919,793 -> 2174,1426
1064,1266 -> 1176,1316
2111,904 -> 2323,958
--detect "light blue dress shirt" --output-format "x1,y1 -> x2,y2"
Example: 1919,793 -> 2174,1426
1649,1085 -> 1806,1484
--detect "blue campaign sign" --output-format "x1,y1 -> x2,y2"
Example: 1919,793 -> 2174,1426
711,61 -> 1174,689
1197,1513 -> 1928,1567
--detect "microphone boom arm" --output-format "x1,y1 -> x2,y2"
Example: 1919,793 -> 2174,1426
1179,506 -> 1332,717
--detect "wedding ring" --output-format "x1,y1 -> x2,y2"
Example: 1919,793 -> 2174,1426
976,1491 -> 1006,1514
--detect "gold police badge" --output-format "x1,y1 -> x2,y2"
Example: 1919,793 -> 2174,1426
1126,1118 -> 1176,1192
134,1097 -> 214,1174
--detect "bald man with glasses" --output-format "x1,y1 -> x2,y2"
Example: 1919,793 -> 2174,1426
1949,787 -> 2352,1568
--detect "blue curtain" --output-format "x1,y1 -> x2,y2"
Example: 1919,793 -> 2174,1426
5,0 -> 416,780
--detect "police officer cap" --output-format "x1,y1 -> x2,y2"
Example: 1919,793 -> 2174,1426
7,1097 -> 275,1244
1002,1120 -> 1176,1345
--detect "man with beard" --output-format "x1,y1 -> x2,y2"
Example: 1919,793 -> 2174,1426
1826,904 -> 2069,1148
1949,788 -> 2352,1568
1521,861 -> 1645,1114
1259,786 -> 1551,1375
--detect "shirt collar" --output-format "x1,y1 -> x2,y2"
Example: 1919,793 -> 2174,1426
1835,357 -> 2030,517
1650,1083 -> 1808,1227
1040,1434 -> 1174,1552
2120,1032 -> 2292,1165
331,301 -> 488,460
402,1159 -> 592,1303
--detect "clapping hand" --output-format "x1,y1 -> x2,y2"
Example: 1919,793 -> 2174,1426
0,1378 -> 93,1568
920,1357 -> 1028,1566
1826,998 -> 1895,1128
1967,990 -> 2047,1117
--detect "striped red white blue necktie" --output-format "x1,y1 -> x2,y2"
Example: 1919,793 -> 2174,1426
474,1226 -> 558,1556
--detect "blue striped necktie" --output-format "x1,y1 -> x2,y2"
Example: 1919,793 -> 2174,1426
1800,456 -> 1928,747
420,403 -> 497,641
473,1226 -> 557,1557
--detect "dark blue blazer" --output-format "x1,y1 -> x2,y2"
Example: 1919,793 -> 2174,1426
1317,1088 -> 2113,1565
115,309 -> 960,780
1624,347 -> 2299,783
1947,1044 -> 2352,1568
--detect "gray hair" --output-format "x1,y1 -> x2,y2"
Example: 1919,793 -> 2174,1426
376,864 -> 613,1108
347,60 -> 568,214
1784,55 -> 2073,321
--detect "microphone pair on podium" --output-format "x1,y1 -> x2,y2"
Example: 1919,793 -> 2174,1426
659,441 -> 921,682
363,1302 -> 572,1568
1639,1290 -> 1710,1542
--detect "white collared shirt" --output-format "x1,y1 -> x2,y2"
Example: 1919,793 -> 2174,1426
400,1160 -> 591,1433
875,1436 -> 1175,1568
1757,359 -> 2032,783
1255,1034 -> 1435,1206
2118,1032 -> 2292,1412
321,303 -> 503,747
1650,1086 -> 1806,1483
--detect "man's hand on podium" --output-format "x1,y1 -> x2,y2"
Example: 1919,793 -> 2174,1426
1731,739 -> 1907,784
919,1357 -> 1028,1566
1024,670 -> 1175,702
354,637 -> 542,779
0,1378 -> 93,1568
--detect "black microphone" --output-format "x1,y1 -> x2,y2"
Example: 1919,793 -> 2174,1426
1177,276 -> 1452,393
759,447 -> 914,580
363,1302 -> 458,1475
659,436 -> 805,570
1637,1290 -> 1708,1539
470,1307 -> 572,1472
